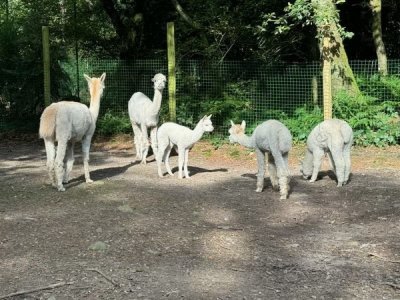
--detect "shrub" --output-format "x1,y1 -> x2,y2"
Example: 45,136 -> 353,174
333,91 -> 400,147
97,111 -> 131,136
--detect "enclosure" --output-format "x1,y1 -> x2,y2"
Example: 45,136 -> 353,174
0,136 -> 399,299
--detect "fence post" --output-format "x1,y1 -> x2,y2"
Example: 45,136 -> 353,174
322,31 -> 332,120
167,22 -> 176,122
42,26 -> 51,107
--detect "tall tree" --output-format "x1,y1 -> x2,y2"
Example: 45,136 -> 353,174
262,0 -> 360,95
369,0 -> 388,75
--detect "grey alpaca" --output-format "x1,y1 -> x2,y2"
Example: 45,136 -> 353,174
39,73 -> 106,191
156,115 -> 214,179
228,120 -> 292,200
300,118 -> 353,186
128,73 -> 167,164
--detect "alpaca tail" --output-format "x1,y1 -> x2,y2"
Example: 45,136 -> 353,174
39,104 -> 57,139
340,123 -> 353,145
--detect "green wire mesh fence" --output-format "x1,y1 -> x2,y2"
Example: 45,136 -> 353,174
1,59 -> 400,135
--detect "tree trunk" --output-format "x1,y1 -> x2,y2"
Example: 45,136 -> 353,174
312,0 -> 360,96
370,0 -> 388,76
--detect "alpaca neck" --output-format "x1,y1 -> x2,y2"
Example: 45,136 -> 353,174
89,94 -> 101,123
235,133 -> 254,148
190,122 -> 206,144
150,89 -> 163,114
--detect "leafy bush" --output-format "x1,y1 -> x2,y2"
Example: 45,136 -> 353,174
282,106 -> 323,143
97,111 -> 131,136
333,91 -> 400,146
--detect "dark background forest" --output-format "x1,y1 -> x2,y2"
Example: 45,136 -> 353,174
0,0 -> 399,146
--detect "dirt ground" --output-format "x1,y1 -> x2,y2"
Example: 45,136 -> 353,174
0,134 -> 399,299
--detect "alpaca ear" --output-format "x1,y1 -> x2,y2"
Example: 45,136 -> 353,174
100,73 -> 106,83
83,74 -> 91,83
230,120 -> 235,126
240,120 -> 246,130
207,114 -> 212,119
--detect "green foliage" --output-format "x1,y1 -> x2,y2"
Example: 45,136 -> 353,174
97,111 -> 131,136
282,105 -> 323,143
333,91 -> 400,147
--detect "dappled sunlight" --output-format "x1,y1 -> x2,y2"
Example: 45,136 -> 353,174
188,268 -> 241,292
201,229 -> 250,261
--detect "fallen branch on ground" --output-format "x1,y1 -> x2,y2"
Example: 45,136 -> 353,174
368,253 -> 400,264
0,281 -> 73,299
87,268 -> 120,287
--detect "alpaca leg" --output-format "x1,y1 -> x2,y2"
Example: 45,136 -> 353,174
140,124 -> 150,164
177,147 -> 185,179
184,149 -> 190,178
267,153 -> 279,191
278,176 -> 289,200
310,148 -> 324,183
131,121 -> 142,161
255,148 -> 265,192
156,142 -> 168,177
331,150 -> 346,187
150,127 -> 158,161
54,141 -> 68,192
44,139 -> 56,187
63,142 -> 75,183
82,137 -> 93,183
343,143 -> 352,185
282,152 -> 291,193
164,145 -> 174,176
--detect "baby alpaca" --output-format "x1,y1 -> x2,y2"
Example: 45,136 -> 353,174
229,120 -> 292,200
300,118 -> 353,187
39,73 -> 106,191
156,115 -> 214,179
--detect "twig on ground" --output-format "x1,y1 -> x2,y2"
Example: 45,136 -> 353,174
217,226 -> 243,231
87,268 -> 120,287
0,281 -> 73,299
368,253 -> 400,264
381,282 -> 400,290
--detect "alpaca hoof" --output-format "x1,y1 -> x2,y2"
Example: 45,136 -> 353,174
158,172 -> 164,178
141,160 -> 147,165
279,195 -> 288,200
178,175 -> 183,179
86,179 -> 94,184
57,186 -> 66,192
309,179 -> 316,183
337,182 -> 343,187
255,188 -> 262,193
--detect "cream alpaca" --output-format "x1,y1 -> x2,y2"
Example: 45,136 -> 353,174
229,120 -> 292,200
156,115 -> 214,179
128,73 -> 167,164
39,73 -> 106,191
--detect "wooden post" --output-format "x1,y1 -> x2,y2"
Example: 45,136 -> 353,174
42,26 -> 51,107
167,22 -> 176,122
322,33 -> 332,120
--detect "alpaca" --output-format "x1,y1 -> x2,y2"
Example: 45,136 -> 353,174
128,73 -> 167,164
156,115 -> 214,179
39,73 -> 106,191
228,120 -> 292,200
300,118 -> 353,187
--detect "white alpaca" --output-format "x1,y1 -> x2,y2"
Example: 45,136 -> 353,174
300,118 -> 353,187
39,73 -> 106,191
128,73 -> 167,164
228,120 -> 292,200
156,115 -> 214,179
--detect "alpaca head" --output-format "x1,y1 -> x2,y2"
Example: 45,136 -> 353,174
152,73 -> 167,91
199,115 -> 214,132
84,73 -> 106,100
300,150 -> 313,179
228,120 -> 246,143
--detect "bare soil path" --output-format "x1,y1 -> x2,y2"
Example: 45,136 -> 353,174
0,135 -> 399,299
